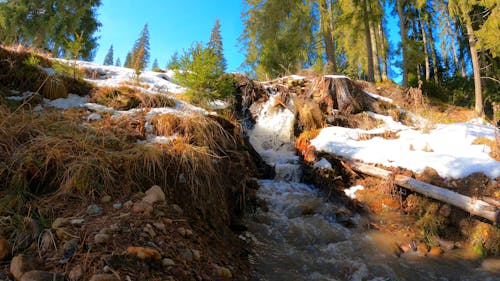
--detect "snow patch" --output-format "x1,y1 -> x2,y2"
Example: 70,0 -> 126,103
45,94 -> 88,109
344,185 -> 364,199
314,158 -> 333,170
363,91 -> 393,103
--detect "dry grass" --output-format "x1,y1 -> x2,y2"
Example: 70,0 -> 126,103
92,86 -> 175,110
41,75 -> 68,100
472,137 -> 500,161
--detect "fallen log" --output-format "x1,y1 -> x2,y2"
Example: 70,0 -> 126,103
347,161 -> 499,224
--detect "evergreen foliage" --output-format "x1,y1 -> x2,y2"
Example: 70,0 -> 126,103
0,0 -> 102,60
130,24 -> 150,71
152,58 -> 159,69
115,57 -> 121,67
208,19 -> 227,72
167,52 -> 180,70
124,52 -> 132,68
103,45 -> 114,65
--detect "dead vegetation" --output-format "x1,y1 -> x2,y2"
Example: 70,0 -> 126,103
91,86 -> 175,110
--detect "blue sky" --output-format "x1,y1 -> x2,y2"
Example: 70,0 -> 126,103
93,0 -> 246,72
93,1 -> 403,82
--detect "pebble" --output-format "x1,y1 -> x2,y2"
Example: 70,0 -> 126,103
192,249 -> 201,261
20,270 -> 64,281
181,249 -> 193,261
126,246 -> 161,260
88,274 -> 119,281
70,219 -> 85,226
68,265 -> 84,281
94,233 -> 110,244
171,204 -> 184,215
101,195 -> 112,203
439,204 -> 452,217
112,203 -> 122,209
142,185 -> 166,204
428,246 -> 443,257
99,228 -> 113,235
51,218 -> 68,229
39,232 -> 54,254
87,204 -> 103,216
218,266 -> 233,280
123,200 -> 133,209
10,255 -> 39,280
0,238 -> 12,260
177,227 -> 187,237
153,222 -> 166,233
132,201 -> 154,215
417,243 -> 429,257
144,224 -> 156,238
162,258 -> 175,267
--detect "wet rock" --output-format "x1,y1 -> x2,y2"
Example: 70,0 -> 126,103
10,255 -> 39,280
0,238 -> 12,260
126,246 -> 161,260
94,233 -> 110,244
101,195 -> 112,203
481,258 -> 500,272
51,218 -> 68,229
20,270 -> 64,281
88,274 -> 119,281
391,243 -> 403,257
416,243 -> 429,257
181,249 -> 193,261
132,201 -> 153,215
162,258 -> 175,267
428,246 -> 443,257
68,265 -> 83,281
142,185 -> 166,204
87,204 -> 103,216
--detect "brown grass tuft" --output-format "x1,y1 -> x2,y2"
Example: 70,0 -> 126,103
92,86 -> 175,110
42,75 -> 68,100
472,137 -> 500,161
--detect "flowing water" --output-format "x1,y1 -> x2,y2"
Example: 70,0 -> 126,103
244,94 -> 499,281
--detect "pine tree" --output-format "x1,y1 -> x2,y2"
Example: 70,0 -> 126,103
208,19 -> 227,72
124,52 -> 132,68
103,45 -> 114,65
167,52 -> 180,70
152,58 -> 159,70
115,58 -> 121,67
130,24 -> 150,71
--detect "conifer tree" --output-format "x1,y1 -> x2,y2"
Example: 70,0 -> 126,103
103,45 -> 114,65
167,52 -> 181,70
124,52 -> 132,68
115,58 -> 121,67
152,58 -> 159,70
207,19 -> 227,72
130,24 -> 150,71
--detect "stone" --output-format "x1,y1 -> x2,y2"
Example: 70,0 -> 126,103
68,265 -> 84,281
101,195 -> 112,203
51,218 -> 69,229
70,219 -> 85,226
153,222 -> 166,233
162,258 -> 175,267
416,243 -> 429,257
439,204 -> 452,217
171,204 -> 184,215
144,224 -> 156,238
112,203 -> 122,209
142,185 -> 166,205
218,266 -> 233,280
88,274 -> 119,281
436,238 -> 455,251
20,270 -> 64,281
40,232 -> 55,254
428,246 -> 443,257
99,228 -> 113,235
123,201 -> 133,209
181,249 -> 193,261
481,258 -> 500,272
126,246 -> 161,260
132,201 -> 154,215
0,238 -> 12,260
185,228 -> 193,237
94,233 -> 110,244
177,227 -> 187,237
87,204 -> 103,216
191,249 -> 201,261
10,255 -> 39,280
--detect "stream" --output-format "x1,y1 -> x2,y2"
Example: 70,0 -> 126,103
243,94 -> 499,281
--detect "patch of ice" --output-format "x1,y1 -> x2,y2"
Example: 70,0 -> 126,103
45,94 -> 88,109
6,91 -> 36,101
314,158 -> 333,170
207,100 -> 230,110
86,113 -> 102,121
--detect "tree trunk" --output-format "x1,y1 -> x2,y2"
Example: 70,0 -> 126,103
465,21 -> 483,117
378,23 -> 389,81
362,0 -> 375,82
368,0 -> 381,82
427,16 -> 439,84
396,0 -> 408,87
420,17 -> 431,82
319,0 -> 337,73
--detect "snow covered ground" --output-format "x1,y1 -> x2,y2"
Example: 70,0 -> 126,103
311,112 -> 500,180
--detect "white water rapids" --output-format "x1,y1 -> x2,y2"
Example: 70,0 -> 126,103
244,94 -> 499,281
